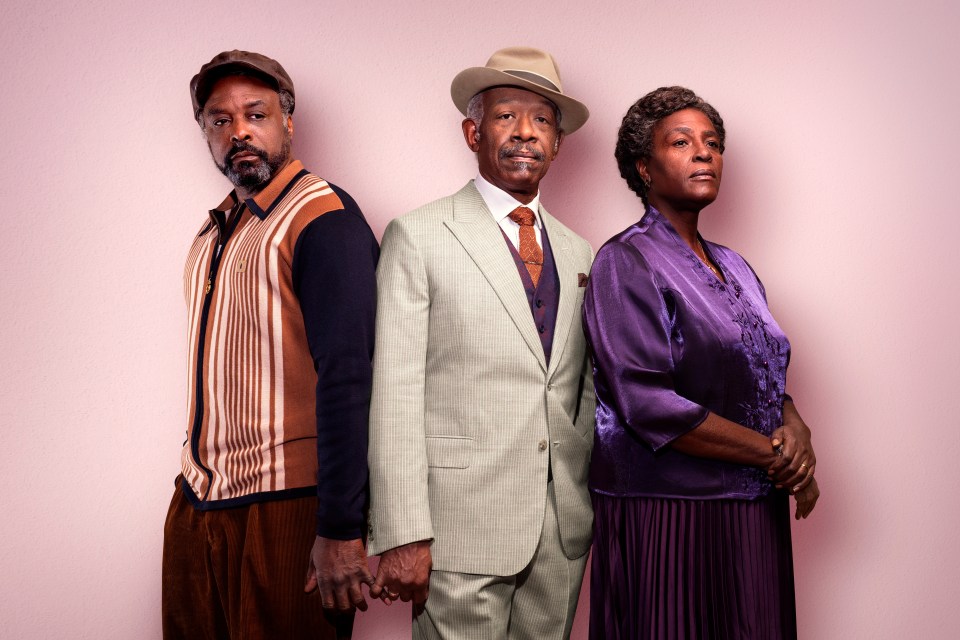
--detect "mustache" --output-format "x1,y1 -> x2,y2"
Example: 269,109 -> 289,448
498,144 -> 545,162
224,141 -> 268,165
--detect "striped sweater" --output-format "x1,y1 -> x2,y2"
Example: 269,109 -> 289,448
180,160 -> 378,539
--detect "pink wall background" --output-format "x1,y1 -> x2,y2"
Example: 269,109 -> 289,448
1,0 -> 958,638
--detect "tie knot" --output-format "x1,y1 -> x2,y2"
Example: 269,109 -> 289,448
509,206 -> 536,227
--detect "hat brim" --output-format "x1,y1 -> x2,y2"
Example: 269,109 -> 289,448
451,67 -> 589,134
191,62 -> 284,118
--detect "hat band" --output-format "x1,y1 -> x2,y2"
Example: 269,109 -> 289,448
502,69 -> 561,93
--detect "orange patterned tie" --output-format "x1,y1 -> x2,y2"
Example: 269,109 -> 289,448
508,206 -> 543,287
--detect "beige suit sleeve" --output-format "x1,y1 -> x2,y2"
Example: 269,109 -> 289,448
574,355 -> 597,444
575,248 -> 597,443
367,217 -> 434,556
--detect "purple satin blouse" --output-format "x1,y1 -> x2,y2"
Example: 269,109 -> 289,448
583,208 -> 791,500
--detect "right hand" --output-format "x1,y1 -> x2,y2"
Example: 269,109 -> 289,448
303,536 -> 376,612
768,421 -> 817,493
369,540 -> 432,608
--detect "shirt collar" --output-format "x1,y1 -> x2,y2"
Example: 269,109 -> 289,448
209,159 -> 308,221
474,173 -> 543,228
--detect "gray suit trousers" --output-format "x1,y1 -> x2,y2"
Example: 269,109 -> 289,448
413,482 -> 588,640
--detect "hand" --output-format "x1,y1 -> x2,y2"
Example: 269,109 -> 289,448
768,417 -> 817,494
304,536 -> 375,613
369,540 -> 432,609
794,476 -> 820,520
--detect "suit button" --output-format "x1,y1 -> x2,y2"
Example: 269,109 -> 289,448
538,439 -> 548,451
547,384 -> 553,391
536,299 -> 544,308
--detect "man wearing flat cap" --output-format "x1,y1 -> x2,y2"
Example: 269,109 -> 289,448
367,46 -> 596,638
162,50 -> 379,639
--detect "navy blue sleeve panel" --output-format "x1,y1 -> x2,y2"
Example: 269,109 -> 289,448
292,183 -> 379,540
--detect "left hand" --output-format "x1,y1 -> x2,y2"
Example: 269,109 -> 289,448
304,536 -> 376,612
794,476 -> 820,520
768,415 -> 817,494
369,540 -> 433,610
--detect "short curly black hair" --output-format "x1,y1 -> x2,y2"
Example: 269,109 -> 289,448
615,86 -> 725,202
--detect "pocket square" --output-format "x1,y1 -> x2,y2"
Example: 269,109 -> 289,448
578,272 -> 588,287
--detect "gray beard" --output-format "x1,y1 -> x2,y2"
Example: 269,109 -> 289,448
214,137 -> 291,194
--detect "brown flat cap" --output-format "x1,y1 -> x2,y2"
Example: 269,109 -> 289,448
451,46 -> 589,134
190,50 -> 294,119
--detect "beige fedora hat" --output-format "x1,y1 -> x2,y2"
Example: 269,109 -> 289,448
451,46 -> 590,134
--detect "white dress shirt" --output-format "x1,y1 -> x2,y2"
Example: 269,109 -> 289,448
474,174 -> 543,250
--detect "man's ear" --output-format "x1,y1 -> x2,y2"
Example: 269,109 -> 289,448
462,119 -> 480,152
551,130 -> 564,158
286,115 -> 294,139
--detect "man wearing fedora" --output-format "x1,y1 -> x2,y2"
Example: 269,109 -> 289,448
367,46 -> 596,638
162,50 -> 379,639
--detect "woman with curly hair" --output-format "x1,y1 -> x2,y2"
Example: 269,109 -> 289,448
583,86 -> 820,638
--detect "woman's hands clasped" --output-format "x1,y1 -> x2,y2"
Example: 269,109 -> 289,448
768,403 -> 819,519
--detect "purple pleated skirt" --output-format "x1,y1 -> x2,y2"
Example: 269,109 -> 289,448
589,492 -> 797,640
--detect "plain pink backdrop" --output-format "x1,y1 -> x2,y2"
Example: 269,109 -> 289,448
1,1 -> 958,638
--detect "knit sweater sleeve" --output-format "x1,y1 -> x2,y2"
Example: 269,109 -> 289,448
292,183 -> 379,539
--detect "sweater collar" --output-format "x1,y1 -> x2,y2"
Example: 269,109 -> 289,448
209,159 -> 308,221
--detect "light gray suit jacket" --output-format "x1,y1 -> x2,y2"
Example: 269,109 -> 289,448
367,181 -> 596,576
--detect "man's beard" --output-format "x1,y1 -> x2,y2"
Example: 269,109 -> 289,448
213,137 -> 291,193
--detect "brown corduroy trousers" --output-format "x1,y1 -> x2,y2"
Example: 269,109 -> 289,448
162,479 -> 353,639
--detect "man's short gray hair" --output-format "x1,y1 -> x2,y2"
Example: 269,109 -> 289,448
277,89 -> 294,119
466,93 -> 485,128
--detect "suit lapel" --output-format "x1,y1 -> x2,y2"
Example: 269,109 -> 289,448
444,182 -> 547,373
542,208 -> 578,379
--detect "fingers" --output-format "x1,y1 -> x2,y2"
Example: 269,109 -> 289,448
769,428 -> 784,450
789,463 -> 816,493
794,479 -> 820,520
393,579 -> 422,603
304,571 -> 318,594
776,456 -> 810,489
360,564 -> 376,587
795,493 -> 818,519
368,543 -> 432,608
769,441 -> 816,487
776,465 -> 809,492
378,575 -> 427,605
320,577 -> 371,613
319,583 -> 337,610
369,571 -> 396,605
368,577 -> 384,599
767,433 -> 788,476
371,555 -> 405,606
790,472 -> 813,494
794,492 -> 810,519
769,423 -> 817,486
791,457 -> 816,490
346,582 -> 367,613
312,567 -> 378,612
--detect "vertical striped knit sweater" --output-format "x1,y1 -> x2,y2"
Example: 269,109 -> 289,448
179,160 -> 378,539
